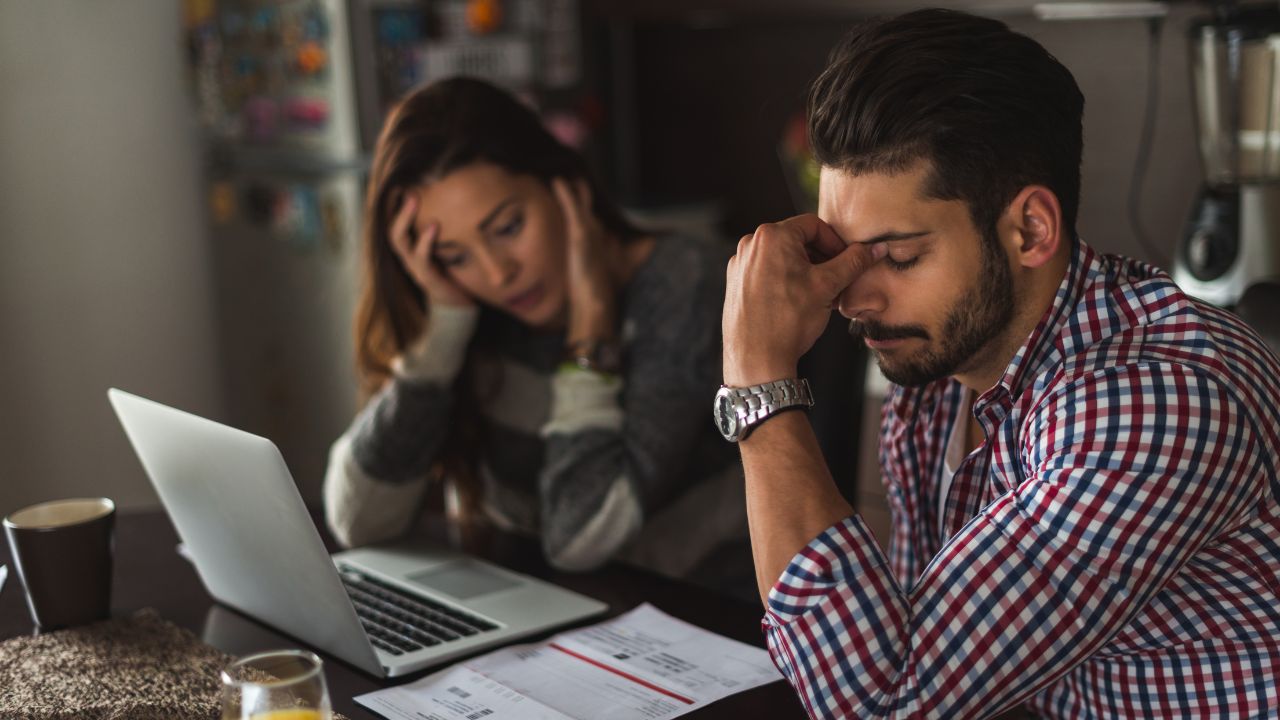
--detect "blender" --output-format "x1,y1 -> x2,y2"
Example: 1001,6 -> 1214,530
1175,2 -> 1280,307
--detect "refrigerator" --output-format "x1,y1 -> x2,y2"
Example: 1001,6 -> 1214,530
181,0 -> 589,501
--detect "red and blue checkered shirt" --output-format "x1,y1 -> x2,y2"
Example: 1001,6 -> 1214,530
762,240 -> 1280,718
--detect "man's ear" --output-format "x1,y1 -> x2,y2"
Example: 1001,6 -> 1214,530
1005,185 -> 1063,269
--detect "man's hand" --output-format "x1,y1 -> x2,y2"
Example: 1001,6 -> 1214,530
723,214 -> 884,386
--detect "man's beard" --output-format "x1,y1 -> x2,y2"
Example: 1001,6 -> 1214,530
849,237 -> 1014,388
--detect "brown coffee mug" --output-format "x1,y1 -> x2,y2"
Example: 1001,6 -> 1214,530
3,497 -> 115,631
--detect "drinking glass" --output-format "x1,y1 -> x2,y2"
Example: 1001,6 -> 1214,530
220,649 -> 333,720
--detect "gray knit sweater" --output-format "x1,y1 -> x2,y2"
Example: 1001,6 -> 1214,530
323,234 -> 746,579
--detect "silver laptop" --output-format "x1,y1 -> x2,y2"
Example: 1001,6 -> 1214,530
107,388 -> 607,678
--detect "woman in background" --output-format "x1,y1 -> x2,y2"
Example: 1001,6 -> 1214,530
323,77 -> 747,593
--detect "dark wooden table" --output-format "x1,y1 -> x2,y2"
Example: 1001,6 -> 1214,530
0,509 -> 806,719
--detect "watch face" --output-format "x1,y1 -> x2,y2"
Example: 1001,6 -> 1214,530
714,389 -> 738,439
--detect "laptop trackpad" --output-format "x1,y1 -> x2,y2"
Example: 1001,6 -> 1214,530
406,561 -> 519,600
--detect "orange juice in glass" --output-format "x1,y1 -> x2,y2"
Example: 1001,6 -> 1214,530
220,649 -> 332,720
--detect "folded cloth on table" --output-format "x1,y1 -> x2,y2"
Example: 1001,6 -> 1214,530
0,608 -> 348,719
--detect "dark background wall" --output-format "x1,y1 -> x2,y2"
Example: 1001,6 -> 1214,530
626,19 -> 849,228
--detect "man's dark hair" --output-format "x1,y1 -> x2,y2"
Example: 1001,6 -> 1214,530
808,9 -> 1085,242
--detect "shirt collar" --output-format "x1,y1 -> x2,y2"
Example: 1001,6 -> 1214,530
976,238 -> 1099,410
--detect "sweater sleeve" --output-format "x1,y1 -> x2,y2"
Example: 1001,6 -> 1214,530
323,305 -> 478,548
537,237 -> 729,571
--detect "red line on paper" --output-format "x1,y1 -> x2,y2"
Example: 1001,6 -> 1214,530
548,643 -> 695,705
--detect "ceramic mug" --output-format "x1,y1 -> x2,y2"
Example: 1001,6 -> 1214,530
3,497 -> 115,630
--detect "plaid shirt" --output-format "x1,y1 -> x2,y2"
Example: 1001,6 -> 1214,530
763,241 -> 1280,719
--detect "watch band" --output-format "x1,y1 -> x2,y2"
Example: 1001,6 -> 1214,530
714,378 -> 814,442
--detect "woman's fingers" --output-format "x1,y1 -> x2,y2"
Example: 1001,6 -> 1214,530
414,222 -> 441,276
388,193 -> 419,263
383,188 -> 473,308
574,180 -> 602,245
388,192 -> 444,289
555,177 -> 599,247
552,178 -> 583,244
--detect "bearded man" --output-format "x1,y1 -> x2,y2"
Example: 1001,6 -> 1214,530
714,9 -> 1280,718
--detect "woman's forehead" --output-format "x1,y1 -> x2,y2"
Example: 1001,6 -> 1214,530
413,164 -> 533,232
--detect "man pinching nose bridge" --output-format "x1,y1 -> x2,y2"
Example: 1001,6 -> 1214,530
724,215 -> 886,387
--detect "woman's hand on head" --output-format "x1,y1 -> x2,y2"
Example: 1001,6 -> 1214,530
388,192 -> 474,310
554,177 -> 618,341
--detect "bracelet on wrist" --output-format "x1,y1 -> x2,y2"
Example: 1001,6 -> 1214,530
556,361 -> 620,382
563,337 -> 623,375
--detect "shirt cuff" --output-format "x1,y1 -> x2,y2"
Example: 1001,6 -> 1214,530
540,366 -> 625,436
392,304 -> 479,383
763,515 -> 885,625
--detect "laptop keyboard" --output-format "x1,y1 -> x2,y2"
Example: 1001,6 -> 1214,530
338,566 -> 499,656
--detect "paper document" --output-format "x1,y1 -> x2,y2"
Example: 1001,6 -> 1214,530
357,603 -> 780,720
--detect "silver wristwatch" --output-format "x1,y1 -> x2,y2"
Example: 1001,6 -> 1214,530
713,378 -> 814,442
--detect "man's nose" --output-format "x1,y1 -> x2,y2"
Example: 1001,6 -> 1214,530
836,273 -> 886,320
